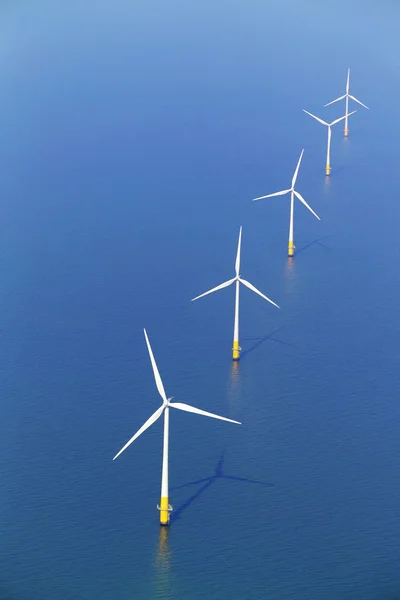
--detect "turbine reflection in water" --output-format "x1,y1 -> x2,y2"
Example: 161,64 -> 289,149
324,174 -> 332,191
283,256 -> 300,309
286,256 -> 294,276
153,527 -> 174,600
227,360 -> 241,415
284,256 -> 296,290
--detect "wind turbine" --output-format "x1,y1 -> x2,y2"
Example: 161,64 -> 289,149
192,227 -> 279,361
252,149 -> 320,257
113,329 -> 240,526
303,109 -> 357,175
324,68 -> 369,137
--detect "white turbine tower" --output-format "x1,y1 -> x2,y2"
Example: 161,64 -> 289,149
303,109 -> 357,175
324,68 -> 369,137
113,329 -> 241,526
192,227 -> 279,361
253,149 -> 320,257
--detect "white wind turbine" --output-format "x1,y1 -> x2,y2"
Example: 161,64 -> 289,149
113,329 -> 240,526
192,227 -> 279,361
253,149 -> 320,257
324,68 -> 369,137
303,109 -> 357,175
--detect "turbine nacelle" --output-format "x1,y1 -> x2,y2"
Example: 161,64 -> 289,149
252,149 -> 320,222
303,108 -> 359,173
191,227 -> 279,308
113,330 -> 241,462
302,109 -> 357,128
324,68 -> 369,110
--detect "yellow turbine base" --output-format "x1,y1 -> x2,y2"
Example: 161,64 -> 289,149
232,340 -> 240,361
325,164 -> 331,176
344,128 -> 349,137
288,240 -> 295,257
159,497 -> 171,526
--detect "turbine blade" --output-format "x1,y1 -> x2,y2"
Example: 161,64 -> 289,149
144,329 -> 167,403
324,94 -> 346,107
346,68 -> 350,93
235,227 -> 242,277
113,405 -> 164,460
293,190 -> 320,220
191,278 -> 236,301
291,149 -> 304,189
238,278 -> 280,308
303,109 -> 328,126
252,189 -> 291,201
348,94 -> 369,109
169,402 -> 241,424
330,110 -> 357,126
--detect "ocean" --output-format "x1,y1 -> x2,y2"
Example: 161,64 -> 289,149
0,1 -> 400,598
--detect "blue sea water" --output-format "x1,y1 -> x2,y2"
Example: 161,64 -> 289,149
0,1 -> 400,598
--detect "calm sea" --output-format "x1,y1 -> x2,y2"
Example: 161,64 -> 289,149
0,1 -> 400,598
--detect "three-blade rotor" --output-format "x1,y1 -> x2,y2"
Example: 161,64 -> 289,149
324,68 -> 369,110
302,109 -> 357,128
191,228 -> 279,308
252,149 -> 320,221
113,329 -> 241,460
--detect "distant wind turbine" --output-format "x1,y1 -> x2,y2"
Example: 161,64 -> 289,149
253,149 -> 320,257
324,68 -> 369,137
113,329 -> 241,526
303,110 -> 357,175
192,227 -> 279,361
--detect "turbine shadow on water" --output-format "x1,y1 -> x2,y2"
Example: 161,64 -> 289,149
170,453 -> 273,522
241,320 -> 329,360
333,164 -> 369,175
240,326 -> 295,359
294,235 -> 331,257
